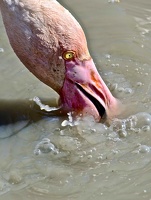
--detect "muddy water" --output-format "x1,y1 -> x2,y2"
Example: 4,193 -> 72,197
0,0 -> 151,199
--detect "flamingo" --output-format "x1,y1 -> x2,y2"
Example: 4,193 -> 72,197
0,0 -> 119,121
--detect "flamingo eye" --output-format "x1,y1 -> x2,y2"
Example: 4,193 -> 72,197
62,51 -> 75,60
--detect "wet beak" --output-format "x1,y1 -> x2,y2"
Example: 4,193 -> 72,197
75,82 -> 106,118
60,58 -> 118,121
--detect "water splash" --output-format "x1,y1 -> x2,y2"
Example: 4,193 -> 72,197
32,96 -> 61,112
61,112 -> 80,127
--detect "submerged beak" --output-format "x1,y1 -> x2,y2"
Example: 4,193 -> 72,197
60,58 -> 118,121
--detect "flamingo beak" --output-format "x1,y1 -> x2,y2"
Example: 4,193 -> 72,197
60,58 -> 118,121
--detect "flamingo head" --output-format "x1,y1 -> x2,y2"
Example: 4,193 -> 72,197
60,51 -> 119,121
0,0 -> 119,121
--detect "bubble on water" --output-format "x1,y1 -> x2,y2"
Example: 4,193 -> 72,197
111,63 -> 119,67
138,144 -> 151,153
90,128 -> 96,133
97,155 -> 103,160
87,155 -> 92,159
142,96 -> 151,104
93,147 -> 97,151
60,130 -> 65,136
142,125 -> 150,132
108,83 -> 118,91
108,132 -> 118,138
112,113 -> 151,136
136,82 -> 143,86
108,0 -> 120,3
105,54 -> 111,59
112,119 -> 126,132
34,148 -> 41,155
118,129 -> 128,138
58,136 -> 81,151
42,138 -> 50,142
112,149 -> 119,154
34,138 -> 59,155
135,112 -> 151,128
118,87 -> 124,92
124,88 -> 133,94
8,171 -> 22,184
133,128 -> 141,133
0,48 -> 4,53
126,115 -> 137,129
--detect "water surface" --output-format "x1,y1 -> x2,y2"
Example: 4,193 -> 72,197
0,0 -> 151,200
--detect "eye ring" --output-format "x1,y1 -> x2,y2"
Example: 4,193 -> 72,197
62,50 -> 76,61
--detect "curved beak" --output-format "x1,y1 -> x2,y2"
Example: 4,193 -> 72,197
60,58 -> 118,121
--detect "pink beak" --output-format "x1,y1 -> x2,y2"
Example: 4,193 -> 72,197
60,58 -> 118,121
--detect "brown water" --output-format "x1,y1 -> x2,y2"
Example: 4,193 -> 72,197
0,0 -> 151,199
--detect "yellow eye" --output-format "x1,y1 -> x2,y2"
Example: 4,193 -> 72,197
62,51 -> 75,60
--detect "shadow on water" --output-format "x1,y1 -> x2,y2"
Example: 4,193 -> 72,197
0,99 -> 63,138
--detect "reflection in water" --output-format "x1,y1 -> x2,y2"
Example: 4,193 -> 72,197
0,99 -> 39,126
0,98 -> 64,125
0,99 -> 63,138
1,0 -> 151,200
